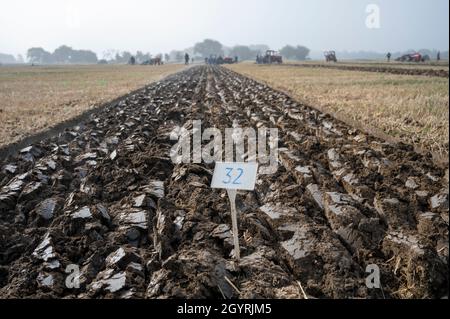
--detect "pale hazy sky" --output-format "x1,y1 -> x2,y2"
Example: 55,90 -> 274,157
0,0 -> 448,57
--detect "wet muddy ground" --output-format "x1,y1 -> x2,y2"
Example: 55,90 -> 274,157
288,63 -> 449,78
0,66 -> 448,299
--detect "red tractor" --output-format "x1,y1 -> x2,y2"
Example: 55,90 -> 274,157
257,50 -> 283,64
222,57 -> 235,64
396,53 -> 430,63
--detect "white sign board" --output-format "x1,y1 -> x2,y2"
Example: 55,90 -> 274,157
211,162 -> 259,262
211,162 -> 258,191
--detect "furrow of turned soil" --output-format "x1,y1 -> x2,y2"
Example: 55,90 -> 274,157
287,63 -> 449,78
0,65 -> 448,299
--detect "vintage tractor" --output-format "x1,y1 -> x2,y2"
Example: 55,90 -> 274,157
257,50 -> 283,64
151,57 -> 163,65
211,56 -> 236,65
141,57 -> 163,65
396,53 -> 429,63
324,51 -> 337,62
222,57 -> 235,64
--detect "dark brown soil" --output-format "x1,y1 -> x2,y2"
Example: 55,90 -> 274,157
0,66 -> 448,299
288,63 -> 449,78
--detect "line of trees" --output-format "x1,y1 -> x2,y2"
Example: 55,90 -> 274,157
279,45 -> 310,61
0,53 -> 24,64
25,47 -> 168,65
192,39 -> 310,61
0,53 -> 18,64
102,50 -> 160,64
27,45 -> 98,64
193,39 -> 271,60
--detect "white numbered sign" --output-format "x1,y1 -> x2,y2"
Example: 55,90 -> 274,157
211,162 -> 259,261
211,162 -> 258,191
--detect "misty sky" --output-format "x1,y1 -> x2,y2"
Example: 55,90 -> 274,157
0,0 -> 448,57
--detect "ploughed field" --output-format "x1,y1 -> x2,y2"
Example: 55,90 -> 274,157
0,65 -> 448,299
287,61 -> 449,78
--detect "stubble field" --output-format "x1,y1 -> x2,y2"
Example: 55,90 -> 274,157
227,62 -> 449,162
0,64 -> 186,148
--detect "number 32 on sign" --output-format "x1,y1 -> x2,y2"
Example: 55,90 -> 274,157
211,162 -> 258,190
211,162 -> 258,261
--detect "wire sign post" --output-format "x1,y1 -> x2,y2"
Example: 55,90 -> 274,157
211,162 -> 259,262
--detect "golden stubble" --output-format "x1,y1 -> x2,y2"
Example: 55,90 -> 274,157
227,63 -> 449,159
0,64 -> 186,147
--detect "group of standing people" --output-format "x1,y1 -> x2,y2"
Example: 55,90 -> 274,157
183,53 -> 242,65
205,55 -> 221,65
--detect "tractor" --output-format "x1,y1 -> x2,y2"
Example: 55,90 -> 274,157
324,51 -> 337,62
141,57 -> 163,65
222,57 -> 235,64
396,53 -> 429,63
257,50 -> 283,64
210,56 -> 236,65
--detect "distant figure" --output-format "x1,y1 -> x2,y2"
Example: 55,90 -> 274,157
185,53 -> 190,65
386,52 -> 391,62
191,57 -> 194,64
437,51 -> 441,61
209,55 -> 217,65
234,56 -> 238,63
